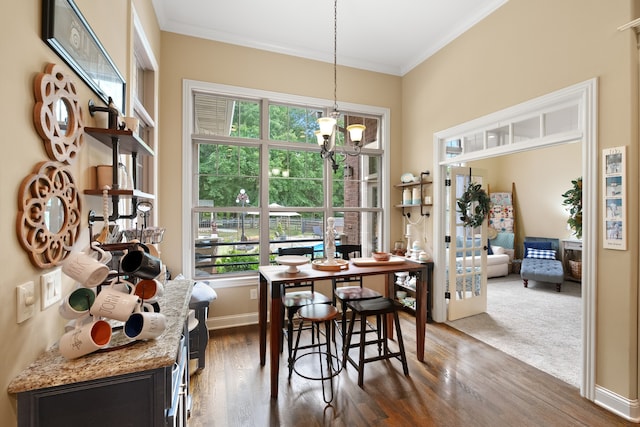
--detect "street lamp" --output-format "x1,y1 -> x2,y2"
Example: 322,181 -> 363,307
236,189 -> 249,241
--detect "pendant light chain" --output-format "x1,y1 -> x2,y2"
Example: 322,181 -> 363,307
333,0 -> 338,113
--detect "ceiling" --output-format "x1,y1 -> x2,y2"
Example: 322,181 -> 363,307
152,0 -> 508,76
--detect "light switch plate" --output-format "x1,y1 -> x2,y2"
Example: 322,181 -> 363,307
41,269 -> 62,310
17,281 -> 36,323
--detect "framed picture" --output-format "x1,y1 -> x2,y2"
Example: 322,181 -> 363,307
602,146 -> 626,250
42,0 -> 126,113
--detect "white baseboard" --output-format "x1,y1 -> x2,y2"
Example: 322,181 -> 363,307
595,385 -> 640,422
206,312 -> 258,330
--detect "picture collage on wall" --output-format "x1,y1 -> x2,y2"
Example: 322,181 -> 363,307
603,146 -> 626,250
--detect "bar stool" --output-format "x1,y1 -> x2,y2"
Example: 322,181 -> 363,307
332,244 -> 383,355
343,298 -> 409,387
278,247 -> 331,377
291,304 -> 342,404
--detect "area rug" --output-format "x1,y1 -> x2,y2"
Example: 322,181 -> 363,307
446,274 -> 581,388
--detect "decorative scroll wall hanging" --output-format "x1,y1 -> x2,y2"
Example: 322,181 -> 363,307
16,161 -> 82,268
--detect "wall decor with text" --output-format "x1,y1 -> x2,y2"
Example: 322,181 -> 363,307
42,0 -> 126,112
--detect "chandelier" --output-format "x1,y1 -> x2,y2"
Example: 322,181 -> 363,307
315,0 -> 366,173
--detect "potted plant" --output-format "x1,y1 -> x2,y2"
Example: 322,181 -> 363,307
562,177 -> 582,239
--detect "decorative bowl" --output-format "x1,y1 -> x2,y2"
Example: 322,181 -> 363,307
275,255 -> 310,273
372,251 -> 391,261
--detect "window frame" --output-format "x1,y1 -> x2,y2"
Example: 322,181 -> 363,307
182,80 -> 391,287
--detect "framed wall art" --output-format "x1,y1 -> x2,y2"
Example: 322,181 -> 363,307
602,146 -> 626,250
42,0 -> 126,112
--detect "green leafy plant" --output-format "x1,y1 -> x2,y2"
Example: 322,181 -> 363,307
457,182 -> 491,228
562,177 -> 582,239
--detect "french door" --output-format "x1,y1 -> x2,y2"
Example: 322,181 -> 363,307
447,167 -> 488,321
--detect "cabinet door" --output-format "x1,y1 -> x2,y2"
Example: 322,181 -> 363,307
18,371 -> 166,427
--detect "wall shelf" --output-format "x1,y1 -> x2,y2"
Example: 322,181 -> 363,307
84,127 -> 154,156
394,171 -> 432,217
84,188 -> 155,199
84,125 -> 155,222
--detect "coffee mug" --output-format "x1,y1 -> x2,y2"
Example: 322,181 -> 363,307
121,247 -> 162,279
90,286 -> 141,321
64,314 -> 93,333
59,319 -> 112,359
124,312 -> 167,340
133,279 -> 164,300
140,301 -> 161,313
58,287 -> 96,319
123,116 -> 139,134
108,277 -> 135,294
62,244 -> 112,287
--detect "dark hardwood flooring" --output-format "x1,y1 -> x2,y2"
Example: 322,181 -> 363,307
189,314 -> 634,426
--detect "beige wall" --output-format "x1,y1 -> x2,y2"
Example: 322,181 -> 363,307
403,0 -> 638,398
156,33 -> 402,317
0,0 -> 160,424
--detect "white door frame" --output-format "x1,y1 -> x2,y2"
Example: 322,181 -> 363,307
432,78 -> 597,400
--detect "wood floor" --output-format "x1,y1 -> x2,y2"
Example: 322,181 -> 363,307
189,314 -> 634,427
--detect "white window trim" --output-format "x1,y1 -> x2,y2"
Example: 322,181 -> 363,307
181,79 -> 391,287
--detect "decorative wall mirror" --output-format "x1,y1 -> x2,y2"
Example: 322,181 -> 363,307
34,63 -> 84,164
17,161 -> 82,268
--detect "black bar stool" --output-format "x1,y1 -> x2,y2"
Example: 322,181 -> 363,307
343,298 -> 409,387
332,244 -> 383,356
291,304 -> 342,404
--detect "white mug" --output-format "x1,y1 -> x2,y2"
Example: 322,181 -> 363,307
62,244 -> 112,287
108,277 -> 135,294
123,116 -> 139,134
133,279 -> 164,301
124,312 -> 167,340
59,319 -> 112,359
58,287 -> 96,319
90,287 -> 141,321
64,313 -> 93,333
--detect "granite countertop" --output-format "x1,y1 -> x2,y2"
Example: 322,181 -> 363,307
7,279 -> 193,394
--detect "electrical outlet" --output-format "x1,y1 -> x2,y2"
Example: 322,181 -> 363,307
250,288 -> 258,300
16,281 -> 36,323
41,269 -> 62,310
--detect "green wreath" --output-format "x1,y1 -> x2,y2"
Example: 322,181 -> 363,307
457,182 -> 491,228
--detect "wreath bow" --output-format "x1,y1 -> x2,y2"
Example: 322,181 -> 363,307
457,182 -> 491,228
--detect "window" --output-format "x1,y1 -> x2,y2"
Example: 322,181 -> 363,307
185,82 -> 389,281
132,13 -> 158,198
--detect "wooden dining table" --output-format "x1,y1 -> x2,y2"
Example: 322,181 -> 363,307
258,258 -> 433,399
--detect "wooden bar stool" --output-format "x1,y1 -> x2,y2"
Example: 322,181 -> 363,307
343,298 -> 409,387
291,304 -> 341,404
